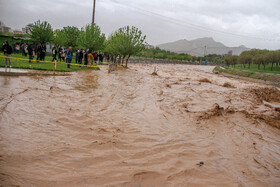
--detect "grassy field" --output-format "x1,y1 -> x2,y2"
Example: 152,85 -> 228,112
229,64 -> 280,74
214,65 -> 280,87
0,53 -> 100,72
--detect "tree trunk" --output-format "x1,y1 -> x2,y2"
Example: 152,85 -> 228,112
258,64 -> 260,70
113,55 -> 117,64
271,63 -> 274,71
125,55 -> 131,68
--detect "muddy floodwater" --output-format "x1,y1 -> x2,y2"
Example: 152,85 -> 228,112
0,64 -> 280,186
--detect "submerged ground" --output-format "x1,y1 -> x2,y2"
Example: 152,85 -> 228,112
0,64 -> 279,186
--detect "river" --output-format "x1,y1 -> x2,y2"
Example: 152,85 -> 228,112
0,64 -> 279,186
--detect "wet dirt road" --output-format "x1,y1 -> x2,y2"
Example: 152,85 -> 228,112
0,64 -> 279,186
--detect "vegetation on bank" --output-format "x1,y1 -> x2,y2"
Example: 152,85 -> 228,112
104,26 -> 146,67
0,53 -> 99,72
224,49 -> 280,71
214,66 -> 280,86
1,20 -> 147,68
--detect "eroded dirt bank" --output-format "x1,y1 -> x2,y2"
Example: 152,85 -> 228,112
0,64 -> 279,186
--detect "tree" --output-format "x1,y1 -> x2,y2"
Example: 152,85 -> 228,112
62,26 -> 79,48
224,56 -> 231,66
77,24 -> 105,50
53,29 -> 66,47
265,51 -> 278,71
105,26 -> 146,67
29,20 -> 54,44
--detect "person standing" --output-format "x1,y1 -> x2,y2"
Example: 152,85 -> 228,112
58,47 -> 62,61
78,49 -> 83,64
93,52 -> 98,65
2,41 -> 13,68
66,47 -> 73,68
61,47 -> 65,62
75,49 -> 79,63
41,44 -> 46,61
21,43 -> 25,56
27,44 -> 35,63
99,53 -> 104,64
87,50 -> 93,65
84,49 -> 88,65
36,43 -> 42,61
24,44 -> 28,56
52,47 -> 57,61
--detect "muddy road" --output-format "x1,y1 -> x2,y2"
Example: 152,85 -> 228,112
0,64 -> 279,186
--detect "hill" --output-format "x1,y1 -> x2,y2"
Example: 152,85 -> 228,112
158,37 -> 249,56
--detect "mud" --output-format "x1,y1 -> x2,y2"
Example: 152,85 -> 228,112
0,64 -> 279,186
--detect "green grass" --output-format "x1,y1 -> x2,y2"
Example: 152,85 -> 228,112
0,53 -> 100,72
214,65 -> 280,86
226,64 -> 280,74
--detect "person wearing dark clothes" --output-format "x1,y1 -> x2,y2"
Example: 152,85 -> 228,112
58,47 -> 62,61
52,47 -> 57,61
78,49 -> 83,64
84,50 -> 88,65
75,49 -> 79,63
21,43 -> 25,56
2,41 -> 13,68
36,43 -> 42,61
27,44 -> 35,63
66,47 -> 73,68
41,44 -> 46,61
93,52 -> 98,65
99,53 -> 104,64
61,48 -> 65,62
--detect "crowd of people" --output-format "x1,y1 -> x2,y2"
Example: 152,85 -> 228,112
2,40 -> 106,69
51,46 -> 105,68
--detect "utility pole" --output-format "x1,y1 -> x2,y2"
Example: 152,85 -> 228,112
204,46 -> 207,65
92,0 -> 96,25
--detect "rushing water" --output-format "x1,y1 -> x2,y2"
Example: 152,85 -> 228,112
0,64 -> 279,186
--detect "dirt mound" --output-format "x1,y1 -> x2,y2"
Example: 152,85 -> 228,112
222,82 -> 235,88
198,78 -> 211,83
249,87 -> 280,103
199,103 -> 224,119
151,72 -> 158,76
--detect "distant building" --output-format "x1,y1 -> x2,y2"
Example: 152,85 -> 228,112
145,44 -> 154,49
227,50 -> 233,56
22,23 -> 34,34
0,21 -> 11,33
13,30 -> 23,34
22,28 -> 27,34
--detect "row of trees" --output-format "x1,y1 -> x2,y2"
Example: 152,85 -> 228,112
224,49 -> 280,71
137,47 -> 192,61
28,20 -> 146,67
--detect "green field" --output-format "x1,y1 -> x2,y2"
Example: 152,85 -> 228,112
0,53 -> 100,72
214,65 -> 280,87
229,64 -> 280,74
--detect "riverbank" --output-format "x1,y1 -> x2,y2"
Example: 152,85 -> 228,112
0,53 -> 100,72
214,66 -> 280,87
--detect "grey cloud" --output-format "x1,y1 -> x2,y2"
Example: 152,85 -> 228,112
0,0 -> 279,49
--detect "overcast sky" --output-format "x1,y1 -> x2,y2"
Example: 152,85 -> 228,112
1,0 -> 280,49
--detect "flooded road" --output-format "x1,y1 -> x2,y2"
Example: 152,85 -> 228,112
0,64 -> 279,186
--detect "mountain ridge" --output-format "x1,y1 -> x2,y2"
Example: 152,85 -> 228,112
157,37 -> 249,56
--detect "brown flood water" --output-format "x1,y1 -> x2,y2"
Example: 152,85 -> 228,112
0,64 -> 279,187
